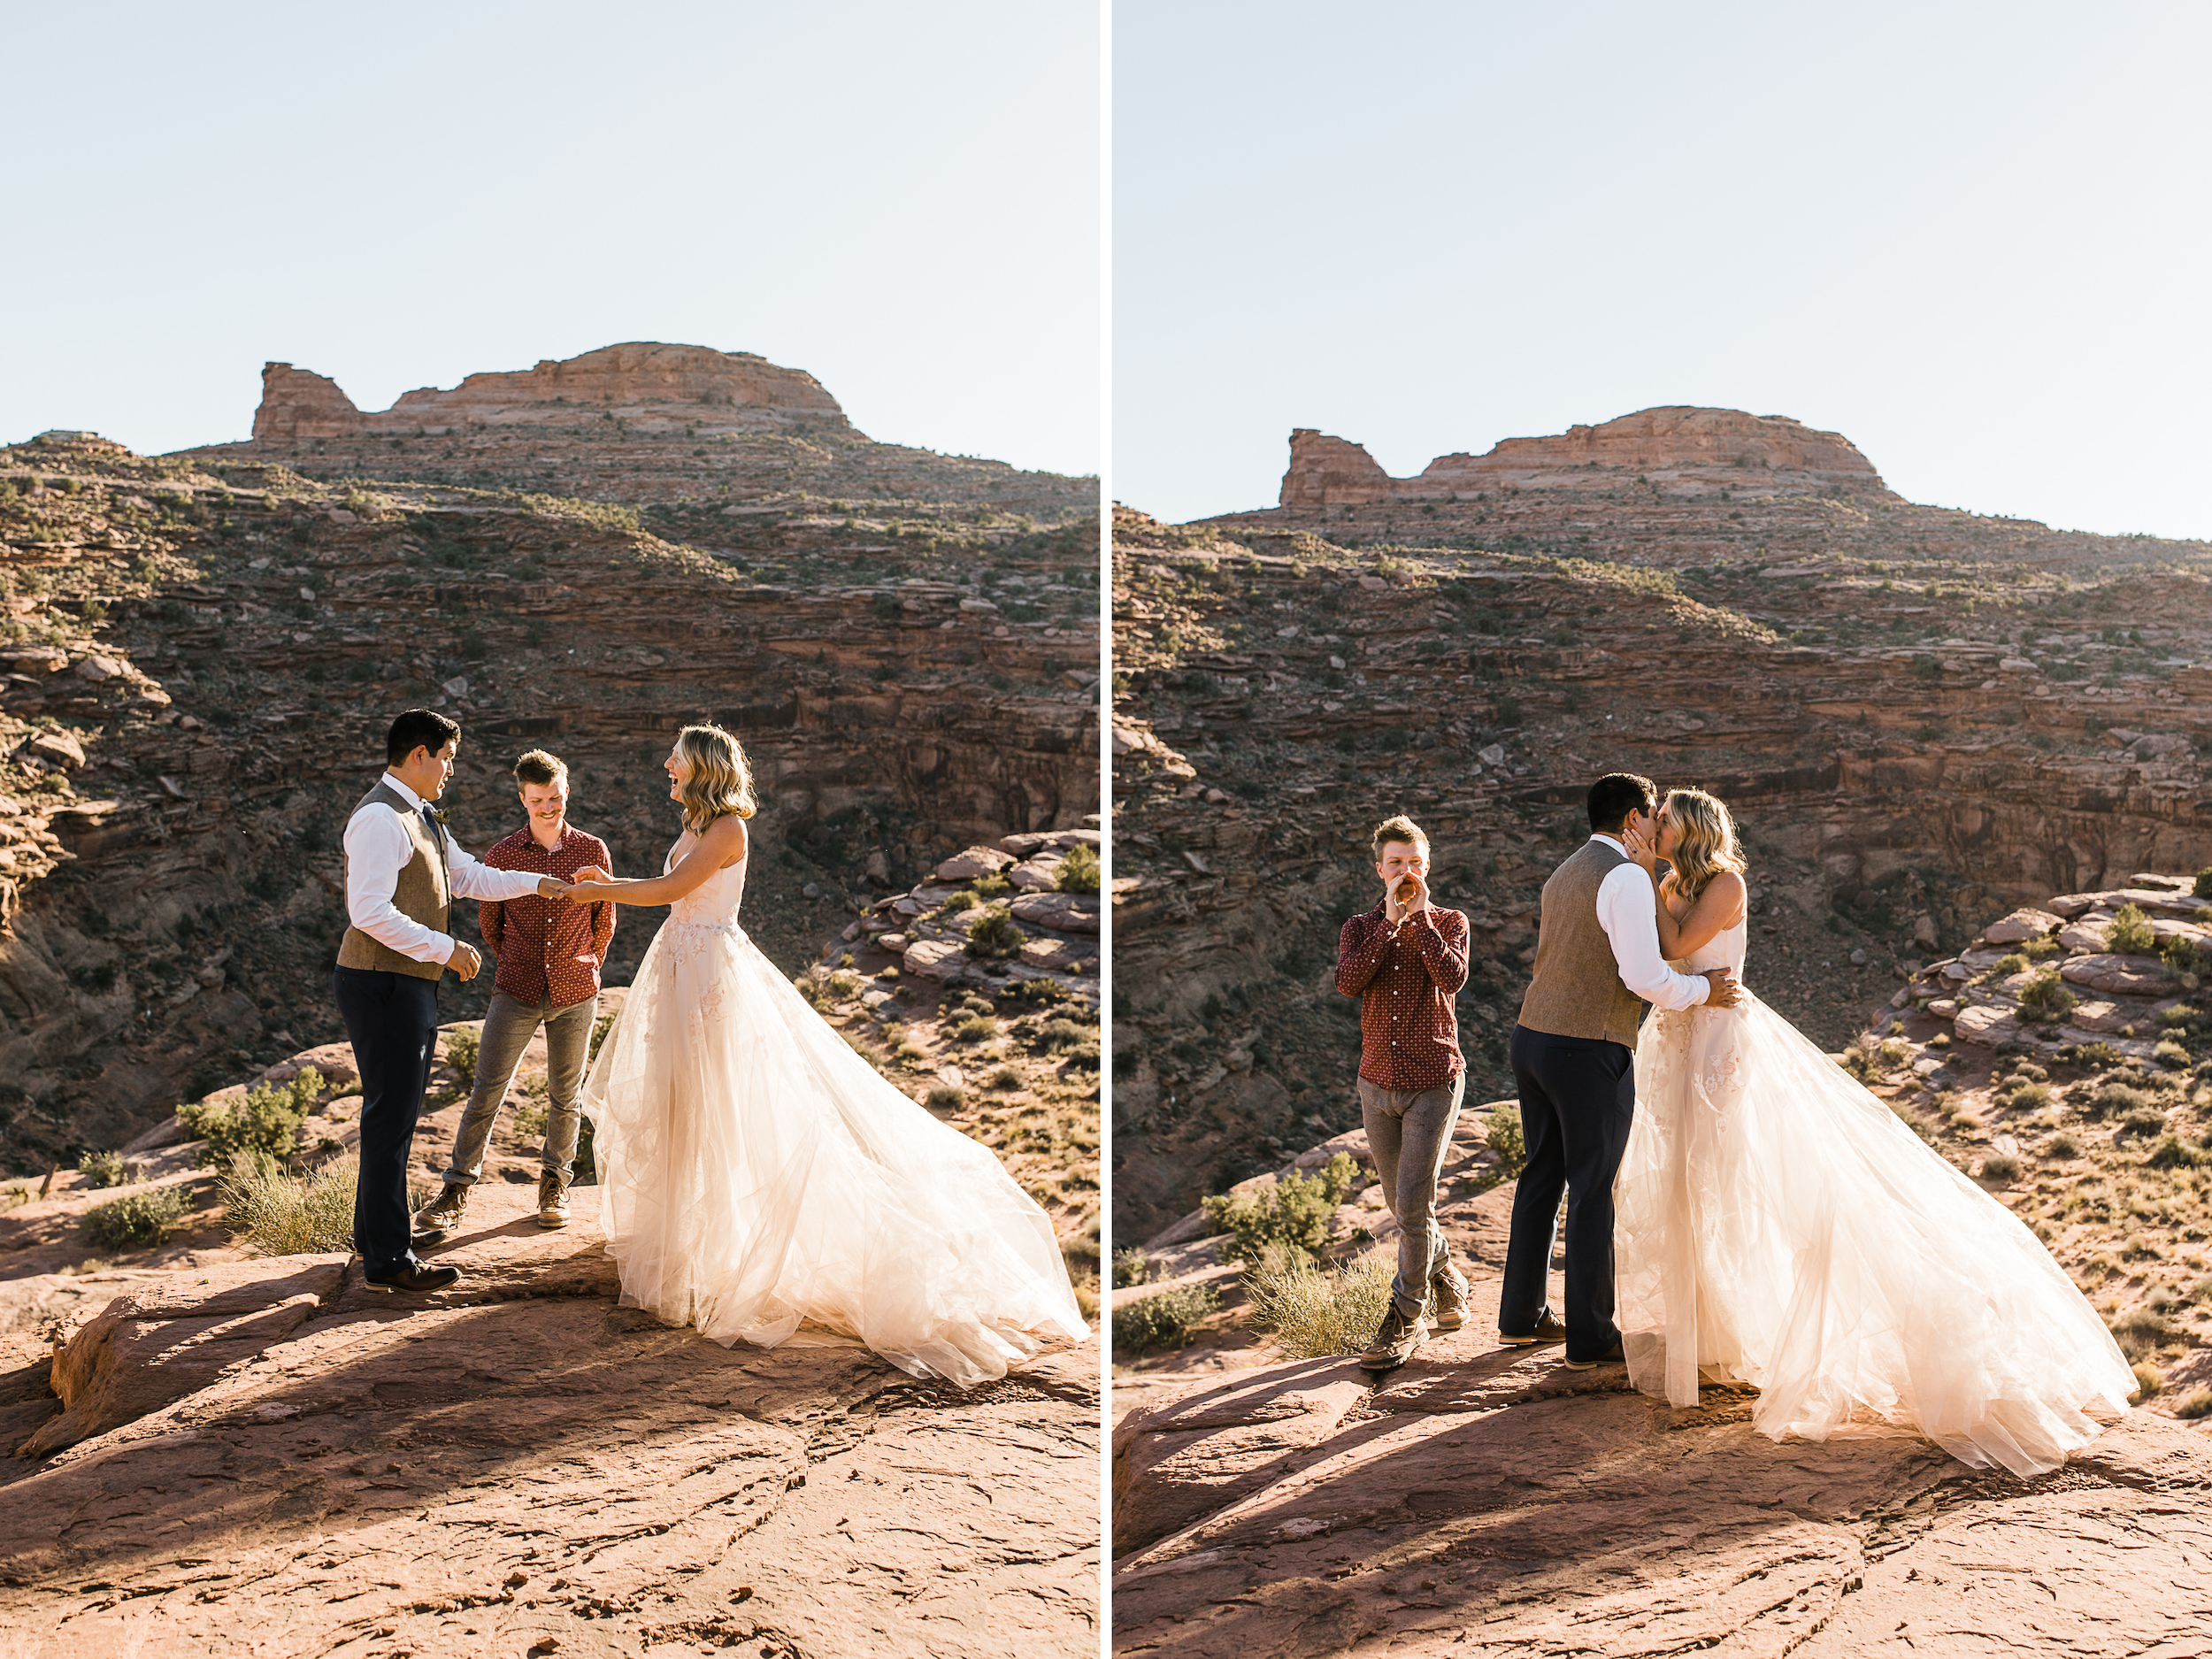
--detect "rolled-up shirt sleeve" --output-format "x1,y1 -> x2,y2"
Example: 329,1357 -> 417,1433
1595,862 -> 1712,1010
343,807 -> 457,964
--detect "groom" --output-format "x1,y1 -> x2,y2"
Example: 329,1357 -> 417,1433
333,710 -> 576,1293
1500,772 -> 1741,1366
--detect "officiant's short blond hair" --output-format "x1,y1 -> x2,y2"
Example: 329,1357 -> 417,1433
1371,815 -> 1429,862
512,749 -> 568,789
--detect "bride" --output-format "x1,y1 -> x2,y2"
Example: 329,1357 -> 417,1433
1612,787 -> 2133,1477
559,722 -> 1087,1386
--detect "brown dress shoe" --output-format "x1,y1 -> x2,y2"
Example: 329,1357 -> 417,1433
536,1171 -> 571,1230
1500,1310 -> 1569,1347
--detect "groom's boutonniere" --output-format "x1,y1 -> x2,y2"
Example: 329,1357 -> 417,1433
428,805 -> 451,827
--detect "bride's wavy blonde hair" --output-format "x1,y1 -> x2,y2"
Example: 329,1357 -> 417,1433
1663,787 -> 1746,905
673,723 -> 757,832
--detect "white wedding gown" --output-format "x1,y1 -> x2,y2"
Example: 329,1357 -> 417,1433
580,845 -> 1087,1386
1615,903 -> 2135,1477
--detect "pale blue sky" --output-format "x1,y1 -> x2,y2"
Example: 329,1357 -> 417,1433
1,3 -> 1099,478
1116,3 -> 2212,537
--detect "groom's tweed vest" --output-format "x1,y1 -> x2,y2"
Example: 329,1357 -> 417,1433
335,780 -> 452,981
1517,839 -> 1647,1048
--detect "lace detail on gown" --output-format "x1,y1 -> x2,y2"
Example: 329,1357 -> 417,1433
1615,897 -> 2133,1477
580,842 -> 1085,1386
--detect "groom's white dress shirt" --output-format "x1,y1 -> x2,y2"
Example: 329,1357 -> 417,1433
343,772 -> 543,966
1588,833 -> 1712,1011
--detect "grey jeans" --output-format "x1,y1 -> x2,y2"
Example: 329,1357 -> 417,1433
1358,1073 -> 1466,1318
440,990 -> 598,1191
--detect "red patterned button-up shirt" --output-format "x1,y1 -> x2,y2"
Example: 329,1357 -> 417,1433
477,823 -> 616,1009
1336,902 -> 1471,1091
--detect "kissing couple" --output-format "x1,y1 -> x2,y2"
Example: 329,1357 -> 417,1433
1340,774 -> 2132,1477
334,709 -> 1086,1387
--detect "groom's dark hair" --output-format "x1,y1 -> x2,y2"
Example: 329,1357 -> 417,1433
387,709 -> 460,766
1587,772 -> 1657,833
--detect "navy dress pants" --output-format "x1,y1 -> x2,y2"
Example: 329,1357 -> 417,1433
1500,1024 -> 1637,1363
334,965 -> 442,1275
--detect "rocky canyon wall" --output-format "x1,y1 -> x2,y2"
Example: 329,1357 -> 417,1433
1113,409 -> 2212,1236
0,429 -> 1098,1171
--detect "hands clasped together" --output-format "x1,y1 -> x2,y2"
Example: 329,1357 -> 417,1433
447,868 -> 613,980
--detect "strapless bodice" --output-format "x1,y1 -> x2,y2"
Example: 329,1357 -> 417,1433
665,842 -> 748,931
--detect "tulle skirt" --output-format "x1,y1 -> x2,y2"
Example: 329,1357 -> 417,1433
1615,988 -> 2134,1477
580,913 -> 1087,1386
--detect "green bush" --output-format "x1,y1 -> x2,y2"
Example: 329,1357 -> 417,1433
2022,934 -> 2062,961
949,1014 -> 997,1044
218,1150 -> 358,1255
2162,935 -> 2205,979
1244,1244 -> 1396,1359
2017,969 -> 2078,1026
964,904 -> 1025,959
1486,1103 -> 1526,1178
2197,869 -> 2212,902
179,1067 -> 322,1165
2147,1134 -> 2212,1171
444,1025 -> 480,1087
1111,1246 -> 1151,1288
1112,1283 -> 1220,1352
1056,842 -> 1102,894
1992,952 -> 2030,976
1039,1016 -> 1092,1052
1202,1153 -> 1363,1264
2106,904 -> 2157,956
80,1149 -> 127,1189
81,1186 -> 187,1249
2155,1038 -> 2192,1070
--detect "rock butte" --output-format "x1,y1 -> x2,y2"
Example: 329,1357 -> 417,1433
179,342 -> 1094,513
1280,407 -> 1886,506
1110,407 -> 2212,1236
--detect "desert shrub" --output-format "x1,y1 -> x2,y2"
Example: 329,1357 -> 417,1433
589,1013 -> 618,1061
2017,969 -> 2078,1025
1486,1102 -> 1526,1178
80,1149 -> 127,1189
1245,1244 -> 1396,1359
2022,934 -> 2062,961
443,1025 -> 480,1087
1993,953 -> 2030,976
2131,1362 -> 2165,1402
2045,1133 -> 2082,1159
2146,1134 -> 2212,1171
2106,904 -> 2157,956
81,1186 -> 186,1249
2174,1386 -> 2212,1419
1038,1016 -> 1091,1052
1979,1154 -> 2023,1183
964,904 -> 1025,959
2061,1041 -> 2122,1071
1111,1247 -> 1151,1288
1056,842 -> 1101,894
2162,936 -> 2206,979
2156,1038 -> 2192,1070
1997,1078 -> 2052,1111
179,1068 -> 322,1165
926,1085 -> 965,1111
1892,1102 -> 1938,1144
1202,1153 -> 1363,1264
987,1064 -> 1023,1090
512,1076 -> 550,1138
2196,868 -> 2212,901
1112,1283 -> 1220,1352
2116,1109 -> 2170,1141
949,1014 -> 997,1044
218,1150 -> 357,1255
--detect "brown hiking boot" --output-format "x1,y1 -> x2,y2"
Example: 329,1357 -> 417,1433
1429,1260 -> 1471,1332
536,1171 -> 570,1230
413,1183 -> 467,1240
1359,1302 -> 1428,1372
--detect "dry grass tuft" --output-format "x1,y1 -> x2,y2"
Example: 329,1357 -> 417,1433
1245,1244 -> 1396,1360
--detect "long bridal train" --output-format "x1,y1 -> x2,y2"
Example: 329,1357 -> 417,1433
1616,913 -> 2134,1479
582,854 -> 1087,1386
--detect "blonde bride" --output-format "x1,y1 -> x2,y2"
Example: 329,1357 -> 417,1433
1612,787 -> 2132,1477
563,723 -> 1085,1386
